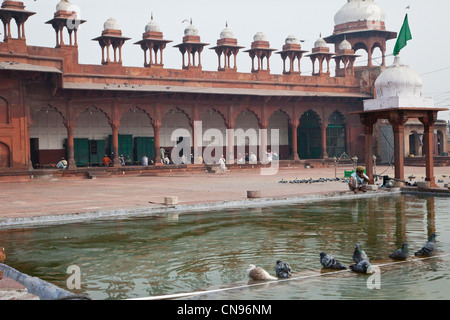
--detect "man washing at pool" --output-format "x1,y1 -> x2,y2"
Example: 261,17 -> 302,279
349,166 -> 369,193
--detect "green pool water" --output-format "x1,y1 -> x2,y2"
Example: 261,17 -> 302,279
0,194 -> 449,300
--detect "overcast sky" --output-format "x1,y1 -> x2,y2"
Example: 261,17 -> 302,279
22,0 -> 450,121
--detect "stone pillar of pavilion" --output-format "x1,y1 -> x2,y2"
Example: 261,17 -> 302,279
0,1 -> 35,43
134,14 -> 172,68
210,23 -> 244,72
275,35 -> 308,75
92,18 -> 130,66
45,0 -> 86,48
244,32 -> 277,74
359,55 -> 447,188
307,35 -> 335,76
174,19 -> 209,70
334,39 -> 359,77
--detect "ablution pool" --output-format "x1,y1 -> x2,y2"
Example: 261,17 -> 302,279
0,193 -> 449,300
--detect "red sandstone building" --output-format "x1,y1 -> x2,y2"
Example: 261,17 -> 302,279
0,0 -> 448,174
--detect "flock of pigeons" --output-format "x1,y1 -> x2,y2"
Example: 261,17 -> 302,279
247,233 -> 438,281
278,177 -> 347,184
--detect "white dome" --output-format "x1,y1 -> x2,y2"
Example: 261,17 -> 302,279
56,0 -> 76,12
339,39 -> 352,50
145,17 -> 160,33
104,18 -> 120,31
334,0 -> 386,26
220,24 -> 234,39
314,36 -> 327,48
253,32 -> 267,42
285,35 -> 299,45
375,56 -> 423,98
184,20 -> 199,36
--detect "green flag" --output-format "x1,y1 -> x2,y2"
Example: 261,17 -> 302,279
393,14 -> 412,56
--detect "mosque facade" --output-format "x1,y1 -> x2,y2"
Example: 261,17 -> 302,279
0,0 -> 448,172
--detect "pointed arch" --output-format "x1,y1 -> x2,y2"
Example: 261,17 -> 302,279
0,140 -> 11,168
0,96 -> 10,125
298,109 -> 322,159
326,110 -> 347,158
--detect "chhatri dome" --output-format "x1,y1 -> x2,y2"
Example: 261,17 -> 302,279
374,56 -> 423,99
253,32 -> 267,42
364,55 -> 434,111
220,23 -> 234,39
56,0 -> 76,12
103,18 -> 120,31
145,14 -> 161,33
338,38 -> 352,50
334,0 -> 386,26
314,35 -> 327,48
285,35 -> 299,45
184,19 -> 199,36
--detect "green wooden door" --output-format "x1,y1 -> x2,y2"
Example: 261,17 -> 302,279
89,140 -> 106,164
74,138 -> 89,167
134,137 -> 155,162
109,135 -> 134,161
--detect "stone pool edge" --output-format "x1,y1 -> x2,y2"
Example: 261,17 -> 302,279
0,189 -> 402,229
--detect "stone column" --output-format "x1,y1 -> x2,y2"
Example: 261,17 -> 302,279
321,122 -> 328,159
260,124 -> 268,163
227,125 -> 234,164
420,112 -> 438,188
66,124 -> 77,170
345,124 -> 351,156
192,120 -> 201,164
360,115 -> 377,185
290,120 -> 300,160
154,122 -> 162,165
111,124 -> 120,167
388,112 -> 408,183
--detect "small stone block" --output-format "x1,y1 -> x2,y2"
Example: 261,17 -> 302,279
366,185 -> 378,191
247,191 -> 261,199
417,181 -> 430,189
164,196 -> 178,205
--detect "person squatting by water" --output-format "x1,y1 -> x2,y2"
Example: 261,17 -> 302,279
349,166 -> 369,193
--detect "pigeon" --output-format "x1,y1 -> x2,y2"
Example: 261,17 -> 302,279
320,252 -> 347,270
350,260 -> 374,274
247,264 -> 278,281
275,260 -> 291,278
389,243 -> 409,260
353,243 -> 370,263
414,233 -> 437,257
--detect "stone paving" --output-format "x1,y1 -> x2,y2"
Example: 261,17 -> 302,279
0,164 -> 449,222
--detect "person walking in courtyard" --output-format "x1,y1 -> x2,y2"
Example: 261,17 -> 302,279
160,147 -> 166,163
349,166 -> 369,193
219,154 -> 227,174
